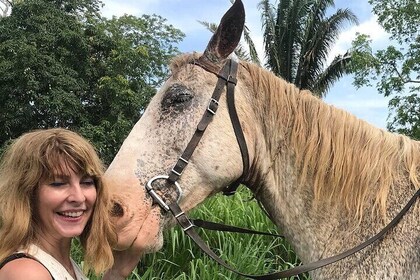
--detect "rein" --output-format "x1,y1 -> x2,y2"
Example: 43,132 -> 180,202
145,59 -> 420,279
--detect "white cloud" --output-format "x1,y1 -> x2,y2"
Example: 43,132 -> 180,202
100,0 -> 159,18
328,16 -> 388,62
324,16 -> 392,129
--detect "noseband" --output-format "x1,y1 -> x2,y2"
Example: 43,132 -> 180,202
145,59 -> 420,279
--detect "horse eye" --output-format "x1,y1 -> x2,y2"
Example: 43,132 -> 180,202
161,84 -> 193,109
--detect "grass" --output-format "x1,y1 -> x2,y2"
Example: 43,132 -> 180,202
73,187 -> 310,279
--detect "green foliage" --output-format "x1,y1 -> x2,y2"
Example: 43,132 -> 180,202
258,0 -> 358,97
388,94 -> 420,138
350,0 -> 420,139
369,0 -> 419,43
0,0 -> 184,163
72,188 -> 308,280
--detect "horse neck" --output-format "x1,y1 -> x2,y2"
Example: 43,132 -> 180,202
242,62 -> 420,263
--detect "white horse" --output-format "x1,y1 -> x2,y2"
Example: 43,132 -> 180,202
105,1 -> 420,278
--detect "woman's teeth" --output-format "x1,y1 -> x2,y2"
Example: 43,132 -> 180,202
59,211 -> 83,217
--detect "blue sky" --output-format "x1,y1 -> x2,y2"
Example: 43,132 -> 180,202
100,0 -> 391,129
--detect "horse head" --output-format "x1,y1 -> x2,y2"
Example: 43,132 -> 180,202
104,1 -> 420,278
105,0 -> 252,254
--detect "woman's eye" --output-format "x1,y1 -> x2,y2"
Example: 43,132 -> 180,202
81,180 -> 94,185
49,182 -> 66,187
81,177 -> 95,187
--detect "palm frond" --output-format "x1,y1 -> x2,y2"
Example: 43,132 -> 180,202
290,1 -> 358,94
198,20 -> 218,33
312,52 -> 352,96
259,0 -> 278,72
243,25 -> 261,65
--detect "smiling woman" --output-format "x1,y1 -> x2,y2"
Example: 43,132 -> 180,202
36,170 -> 97,242
0,128 -> 142,280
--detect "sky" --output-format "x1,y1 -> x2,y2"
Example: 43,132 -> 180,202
100,0 -> 391,129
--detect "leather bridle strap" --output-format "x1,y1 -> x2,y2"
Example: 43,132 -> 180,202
168,187 -> 420,279
167,61 -> 230,183
191,218 -> 284,238
223,59 -> 249,195
167,59 -> 249,194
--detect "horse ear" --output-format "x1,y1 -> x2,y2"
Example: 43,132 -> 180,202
201,0 -> 245,64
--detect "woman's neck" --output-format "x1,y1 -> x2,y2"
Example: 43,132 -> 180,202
35,236 -> 76,278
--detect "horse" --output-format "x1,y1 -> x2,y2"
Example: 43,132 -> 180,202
104,0 -> 420,278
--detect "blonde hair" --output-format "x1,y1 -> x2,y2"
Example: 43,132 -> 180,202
0,128 -> 117,274
242,61 -> 420,220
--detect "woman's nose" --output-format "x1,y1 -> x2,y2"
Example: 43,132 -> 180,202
68,183 -> 86,202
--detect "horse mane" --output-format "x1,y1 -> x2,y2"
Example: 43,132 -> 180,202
170,53 -> 420,220
170,53 -> 201,74
241,61 -> 420,219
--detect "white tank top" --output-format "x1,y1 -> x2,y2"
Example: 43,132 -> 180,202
23,244 -> 88,280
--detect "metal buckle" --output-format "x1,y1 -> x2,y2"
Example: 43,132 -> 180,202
227,74 -> 237,85
207,98 -> 219,115
171,156 -> 189,176
145,175 -> 182,212
174,210 -> 194,231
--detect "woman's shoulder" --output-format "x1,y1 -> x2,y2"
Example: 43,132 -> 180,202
0,256 -> 52,280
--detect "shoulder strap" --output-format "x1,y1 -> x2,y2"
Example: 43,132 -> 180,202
0,253 -> 27,269
0,252 -> 55,280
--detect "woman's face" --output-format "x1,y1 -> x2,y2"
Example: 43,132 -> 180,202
35,166 -> 97,241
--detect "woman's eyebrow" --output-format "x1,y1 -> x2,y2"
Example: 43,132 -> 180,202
50,173 -> 70,180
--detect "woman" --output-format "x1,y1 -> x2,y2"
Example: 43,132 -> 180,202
0,128 -> 140,280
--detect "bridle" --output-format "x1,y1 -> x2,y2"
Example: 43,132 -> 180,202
145,58 -> 420,279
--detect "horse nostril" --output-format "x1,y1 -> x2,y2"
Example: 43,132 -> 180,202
111,202 -> 124,217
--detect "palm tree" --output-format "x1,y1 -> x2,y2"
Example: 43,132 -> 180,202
259,0 -> 358,96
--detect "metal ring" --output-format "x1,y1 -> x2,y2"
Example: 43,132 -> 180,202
145,175 -> 183,211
